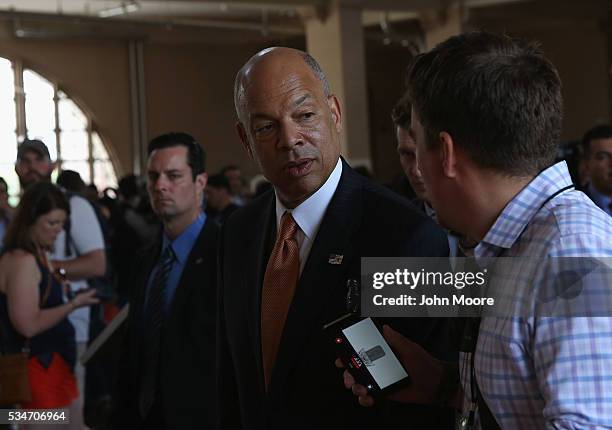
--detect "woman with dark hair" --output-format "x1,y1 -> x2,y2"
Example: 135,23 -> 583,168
0,182 -> 97,428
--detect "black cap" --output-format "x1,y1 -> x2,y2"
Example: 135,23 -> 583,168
17,139 -> 51,161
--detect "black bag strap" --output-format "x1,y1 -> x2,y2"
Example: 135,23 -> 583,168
63,193 -> 75,258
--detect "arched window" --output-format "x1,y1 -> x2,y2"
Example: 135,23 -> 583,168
0,56 -> 118,205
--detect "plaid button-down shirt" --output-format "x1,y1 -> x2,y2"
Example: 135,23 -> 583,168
464,161 -> 612,429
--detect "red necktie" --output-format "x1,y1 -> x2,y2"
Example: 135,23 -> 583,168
260,212 -> 300,388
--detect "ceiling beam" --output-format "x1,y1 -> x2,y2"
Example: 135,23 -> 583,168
86,0 -> 529,12
87,0 -> 328,9
0,9 -> 302,39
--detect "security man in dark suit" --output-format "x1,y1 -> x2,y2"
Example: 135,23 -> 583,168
114,133 -> 218,429
217,47 -> 454,429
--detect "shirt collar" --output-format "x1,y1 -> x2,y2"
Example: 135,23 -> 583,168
588,182 -> 612,210
275,158 -> 343,239
162,212 -> 206,265
476,161 -> 573,256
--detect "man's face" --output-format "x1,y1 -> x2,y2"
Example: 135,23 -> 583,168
224,168 -> 243,196
204,186 -> 227,211
586,138 -> 612,196
15,151 -> 54,188
146,146 -> 206,221
396,126 -> 427,201
237,51 -> 342,208
31,208 -> 67,249
410,109 -> 456,231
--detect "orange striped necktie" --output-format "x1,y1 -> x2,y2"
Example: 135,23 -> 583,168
260,211 -> 300,389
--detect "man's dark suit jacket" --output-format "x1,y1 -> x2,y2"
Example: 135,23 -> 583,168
114,219 -> 219,429
217,160 -> 456,429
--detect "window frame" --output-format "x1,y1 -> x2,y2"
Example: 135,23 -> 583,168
0,54 -> 120,199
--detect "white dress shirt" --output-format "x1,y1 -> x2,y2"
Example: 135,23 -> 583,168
274,158 -> 343,275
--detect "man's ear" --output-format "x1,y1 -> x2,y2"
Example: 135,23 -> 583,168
439,131 -> 457,178
195,172 -> 208,191
236,121 -> 254,159
327,95 -> 342,133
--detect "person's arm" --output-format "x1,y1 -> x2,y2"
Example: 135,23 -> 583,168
54,249 -> 106,280
6,252 -> 98,338
534,316 -> 612,429
52,195 -> 106,280
532,236 -> 612,429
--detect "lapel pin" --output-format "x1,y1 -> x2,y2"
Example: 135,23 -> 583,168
328,254 -> 344,265
195,257 -> 204,264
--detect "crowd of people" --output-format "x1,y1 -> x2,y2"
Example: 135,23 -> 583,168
0,30 -> 611,430
0,140 -> 255,429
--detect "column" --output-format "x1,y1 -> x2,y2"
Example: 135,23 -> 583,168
304,0 -> 372,170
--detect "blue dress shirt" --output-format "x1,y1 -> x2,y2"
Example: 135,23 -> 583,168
145,212 -> 206,315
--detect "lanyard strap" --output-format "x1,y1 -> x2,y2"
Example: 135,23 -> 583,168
538,184 -> 575,211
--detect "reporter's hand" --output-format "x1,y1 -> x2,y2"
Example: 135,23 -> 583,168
337,324 -> 444,407
70,289 -> 100,309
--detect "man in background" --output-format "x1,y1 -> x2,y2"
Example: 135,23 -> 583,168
221,164 -> 247,206
391,93 -> 428,209
391,94 -> 461,257
114,133 -> 218,429
580,124 -> 612,216
205,173 -> 239,225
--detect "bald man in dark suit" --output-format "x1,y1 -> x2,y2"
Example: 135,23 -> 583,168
217,47 -> 455,430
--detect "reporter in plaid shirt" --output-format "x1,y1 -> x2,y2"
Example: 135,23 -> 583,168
342,31 -> 612,429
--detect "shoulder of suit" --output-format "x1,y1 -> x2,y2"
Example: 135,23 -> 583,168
191,217 -> 220,253
357,174 -> 428,219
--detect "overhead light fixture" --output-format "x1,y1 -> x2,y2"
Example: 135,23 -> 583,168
98,1 -> 140,18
